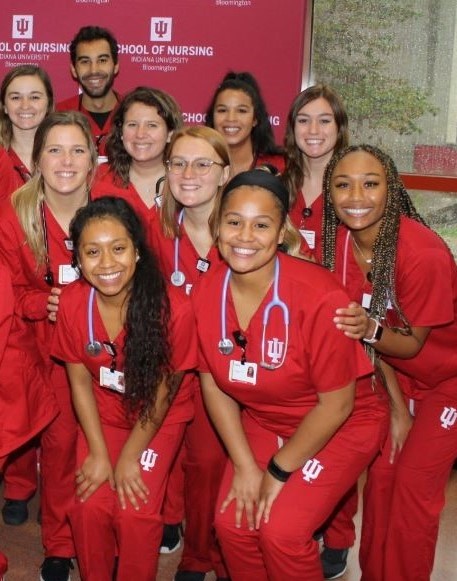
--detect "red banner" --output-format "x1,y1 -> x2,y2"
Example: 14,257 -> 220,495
0,0 -> 309,142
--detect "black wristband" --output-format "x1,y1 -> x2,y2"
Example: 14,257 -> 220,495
267,457 -> 293,482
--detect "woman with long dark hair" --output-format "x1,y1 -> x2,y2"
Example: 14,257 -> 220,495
283,84 -> 348,260
206,71 -> 284,176
51,196 -> 196,581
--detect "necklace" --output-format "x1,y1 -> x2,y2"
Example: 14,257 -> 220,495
351,235 -> 372,264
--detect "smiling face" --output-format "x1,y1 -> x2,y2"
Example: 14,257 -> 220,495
330,150 -> 388,239
3,74 -> 49,132
212,89 -> 257,149
38,124 -> 93,199
218,186 -> 285,277
167,135 -> 230,212
71,39 -> 119,99
122,101 -> 170,164
294,97 -> 338,162
78,216 -> 137,302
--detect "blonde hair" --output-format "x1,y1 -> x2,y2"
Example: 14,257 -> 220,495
160,126 -> 231,238
12,111 -> 97,264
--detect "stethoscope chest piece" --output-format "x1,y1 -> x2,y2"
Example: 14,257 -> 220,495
86,341 -> 102,357
170,270 -> 186,287
218,337 -> 234,355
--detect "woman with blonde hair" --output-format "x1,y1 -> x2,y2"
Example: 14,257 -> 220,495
150,125 -> 232,580
0,110 -> 96,581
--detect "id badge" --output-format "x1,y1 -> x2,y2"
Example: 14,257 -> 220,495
58,264 -> 79,285
99,366 -> 125,393
362,293 -> 372,309
299,229 -> 316,249
229,360 -> 257,385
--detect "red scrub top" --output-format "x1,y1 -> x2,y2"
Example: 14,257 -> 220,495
51,279 -> 197,428
289,191 -> 324,260
92,164 -> 158,227
149,209 -> 224,296
57,94 -> 120,159
0,146 -> 31,202
334,217 -> 457,390
193,252 -> 374,439
0,263 -> 58,457
0,198 -> 77,366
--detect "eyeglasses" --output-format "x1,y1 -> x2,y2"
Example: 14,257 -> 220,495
165,158 -> 225,176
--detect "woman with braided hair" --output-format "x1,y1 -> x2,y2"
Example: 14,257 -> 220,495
322,144 -> 457,581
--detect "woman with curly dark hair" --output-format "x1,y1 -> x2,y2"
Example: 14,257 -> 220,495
283,84 -> 348,260
206,71 -> 284,176
323,144 -> 457,581
92,86 -> 182,225
51,196 -> 197,581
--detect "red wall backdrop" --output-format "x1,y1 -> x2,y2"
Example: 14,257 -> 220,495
0,0 -> 309,142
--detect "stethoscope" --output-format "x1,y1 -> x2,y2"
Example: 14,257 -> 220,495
218,257 -> 289,370
86,286 -> 102,355
170,209 -> 186,286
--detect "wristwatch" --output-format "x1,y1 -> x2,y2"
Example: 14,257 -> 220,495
363,318 -> 384,344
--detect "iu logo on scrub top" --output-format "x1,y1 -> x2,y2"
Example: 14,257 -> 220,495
440,406 -> 457,429
12,15 -> 33,39
302,458 -> 324,483
267,338 -> 284,364
140,448 -> 158,472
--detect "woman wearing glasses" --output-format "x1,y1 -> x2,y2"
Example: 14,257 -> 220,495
0,111 -> 96,581
0,65 -> 54,201
149,126 -> 232,581
92,86 -> 182,226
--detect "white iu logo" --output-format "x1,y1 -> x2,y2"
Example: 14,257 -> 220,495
440,407 -> 457,429
302,458 -> 324,483
12,15 -> 33,39
140,448 -> 158,472
150,17 -> 172,42
267,337 -> 284,364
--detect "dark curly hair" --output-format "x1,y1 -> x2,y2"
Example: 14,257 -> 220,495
70,196 -> 172,423
322,144 -> 429,344
205,71 -> 282,158
283,84 -> 348,206
69,25 -> 119,66
105,86 -> 183,187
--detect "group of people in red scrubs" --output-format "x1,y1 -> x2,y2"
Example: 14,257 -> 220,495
0,23 -> 456,581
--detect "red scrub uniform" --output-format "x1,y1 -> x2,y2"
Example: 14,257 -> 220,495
149,211 -> 229,577
0,199 -> 79,557
92,164 -> 159,227
51,279 -> 197,581
289,191 -> 324,261
333,217 -> 457,581
0,264 -> 57,459
0,146 -> 31,202
193,252 -> 388,581
57,94 -> 119,160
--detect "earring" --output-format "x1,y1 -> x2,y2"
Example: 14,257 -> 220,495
135,254 -> 140,263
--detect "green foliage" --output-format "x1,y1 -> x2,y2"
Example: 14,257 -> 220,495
312,0 -> 437,139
